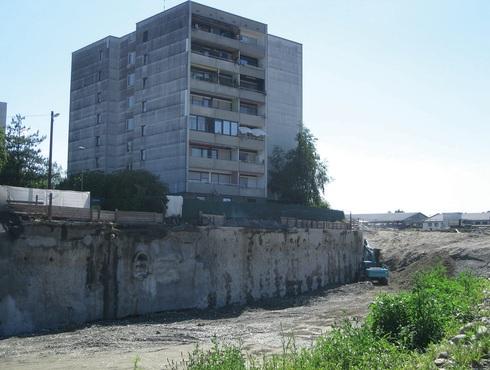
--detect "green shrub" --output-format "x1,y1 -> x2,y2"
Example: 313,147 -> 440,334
185,338 -> 246,370
368,265 -> 484,350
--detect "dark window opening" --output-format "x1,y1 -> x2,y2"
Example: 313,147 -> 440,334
240,102 -> 258,115
189,115 -> 237,136
142,30 -> 149,42
240,75 -> 264,92
191,93 -> 232,111
192,42 -> 235,62
239,55 -> 259,67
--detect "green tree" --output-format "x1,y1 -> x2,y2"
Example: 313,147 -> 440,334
58,169 -> 169,212
0,115 -> 48,187
269,126 -> 331,207
0,127 -> 7,171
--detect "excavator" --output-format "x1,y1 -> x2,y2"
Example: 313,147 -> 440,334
361,239 -> 389,285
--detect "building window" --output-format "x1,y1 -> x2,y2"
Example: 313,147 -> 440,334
191,66 -> 218,83
239,55 -> 259,67
240,175 -> 258,188
240,102 -> 258,115
128,96 -> 135,108
191,146 -> 218,159
95,157 -> 100,168
142,77 -> 148,88
143,54 -> 149,65
97,70 -> 102,81
240,75 -> 264,92
126,118 -> 135,130
96,113 -> 102,124
189,171 -> 209,183
99,50 -> 103,61
189,115 -> 238,136
128,51 -> 136,65
140,149 -> 146,161
127,141 -> 133,152
191,93 -> 232,111
142,101 -> 147,112
239,150 -> 257,163
141,125 -> 146,136
192,42 -> 234,62
211,173 -> 232,185
95,136 -> 101,146
96,92 -> 102,103
127,73 -> 135,87
142,30 -> 149,42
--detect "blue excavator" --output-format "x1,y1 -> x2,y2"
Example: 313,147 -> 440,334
362,239 -> 389,285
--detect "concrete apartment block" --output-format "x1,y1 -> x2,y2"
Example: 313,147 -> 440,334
0,102 -> 6,130
68,1 -> 302,200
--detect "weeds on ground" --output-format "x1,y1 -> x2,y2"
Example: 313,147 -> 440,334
174,266 -> 489,369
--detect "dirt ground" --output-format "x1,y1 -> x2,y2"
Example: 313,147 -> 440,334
1,229 -> 489,370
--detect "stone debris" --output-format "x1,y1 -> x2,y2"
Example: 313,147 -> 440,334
450,334 -> 466,344
434,358 -> 446,366
476,325 -> 488,339
459,322 -> 476,334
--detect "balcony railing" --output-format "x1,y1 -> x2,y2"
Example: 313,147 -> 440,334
191,95 -> 233,111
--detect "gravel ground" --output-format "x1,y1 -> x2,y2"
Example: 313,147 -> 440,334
1,229 -> 489,370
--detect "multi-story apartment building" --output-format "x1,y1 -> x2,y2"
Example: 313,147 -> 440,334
68,1 -> 302,201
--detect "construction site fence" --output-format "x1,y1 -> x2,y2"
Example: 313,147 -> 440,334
7,200 -> 347,227
183,199 -> 345,223
7,203 -> 164,224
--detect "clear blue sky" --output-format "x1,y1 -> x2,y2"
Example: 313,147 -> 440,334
1,0 -> 489,215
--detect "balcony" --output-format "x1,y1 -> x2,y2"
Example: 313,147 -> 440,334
239,88 -> 265,103
191,28 -> 266,59
191,52 -> 238,74
189,156 -> 238,172
239,113 -> 265,128
239,64 -> 265,80
187,181 -> 240,196
187,181 -> 266,198
189,130 -> 239,147
190,105 -> 239,122
239,160 -> 265,174
190,78 -> 239,98
239,136 -> 265,151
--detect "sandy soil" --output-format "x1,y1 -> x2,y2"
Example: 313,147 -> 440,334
1,229 -> 489,370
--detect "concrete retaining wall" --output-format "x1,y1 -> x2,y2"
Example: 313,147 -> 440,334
0,223 -> 363,337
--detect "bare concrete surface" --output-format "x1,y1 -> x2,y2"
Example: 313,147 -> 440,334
1,229 -> 489,369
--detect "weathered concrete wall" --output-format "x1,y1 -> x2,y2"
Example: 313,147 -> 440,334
0,223 -> 363,337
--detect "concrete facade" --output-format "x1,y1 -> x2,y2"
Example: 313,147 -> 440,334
68,1 -> 302,200
0,223 -> 363,337
0,102 -> 6,130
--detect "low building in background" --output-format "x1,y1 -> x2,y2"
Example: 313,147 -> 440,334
351,212 -> 428,229
423,212 -> 490,231
422,212 -> 461,231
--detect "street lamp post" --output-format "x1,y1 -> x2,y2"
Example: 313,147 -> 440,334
47,111 -> 60,189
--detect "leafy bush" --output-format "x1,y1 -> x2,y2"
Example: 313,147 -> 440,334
368,266 -> 485,350
58,169 -> 169,212
185,339 -> 247,370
